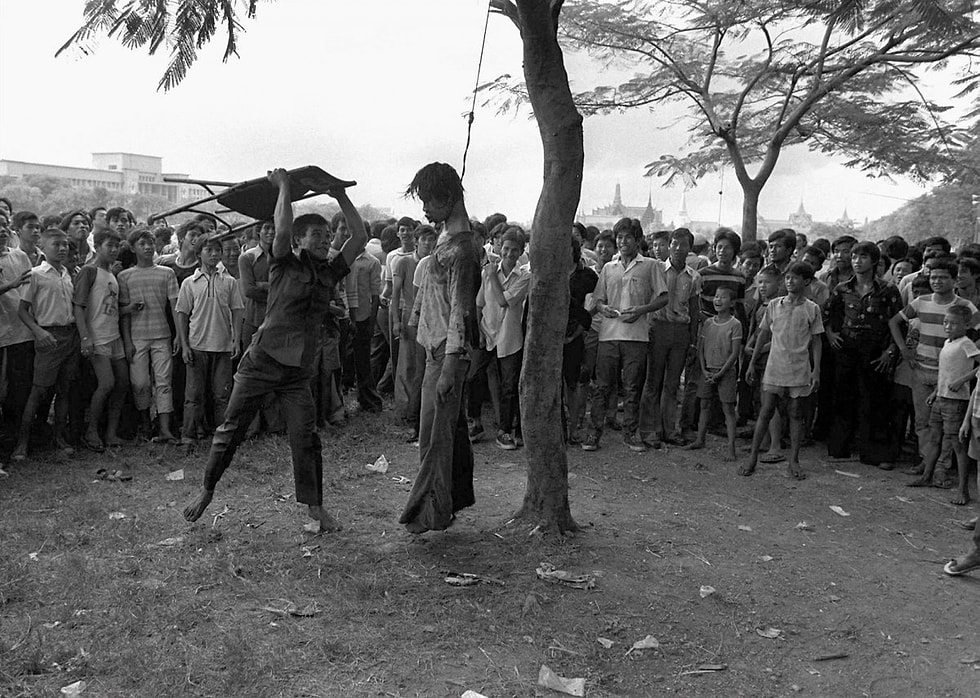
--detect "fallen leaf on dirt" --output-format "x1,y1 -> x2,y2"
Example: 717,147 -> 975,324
699,585 -> 716,598
829,505 -> 850,517
390,475 -> 411,485
795,521 -> 814,532
756,627 -> 782,639
597,637 -> 614,649
461,691 -> 489,698
262,601 -> 318,617
60,681 -> 86,696
737,525 -> 752,532
365,455 -> 389,473
537,665 -> 585,697
156,536 -> 184,546
108,511 -> 127,520
834,470 -> 860,478
536,562 -> 596,589
165,469 -> 184,481
760,555 -> 774,562
626,635 -> 660,656
445,572 -> 505,587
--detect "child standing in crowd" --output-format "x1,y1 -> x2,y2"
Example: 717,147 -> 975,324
12,228 -> 79,461
73,229 -> 129,452
687,286 -> 741,459
342,217 -> 384,413
12,212 -> 42,267
400,225 -> 437,441
742,262 -> 823,479
0,212 -> 34,434
477,226 -> 531,450
910,304 -> 979,502
176,235 -> 243,443
119,227 -> 180,443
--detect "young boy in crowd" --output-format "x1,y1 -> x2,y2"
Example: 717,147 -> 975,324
400,225 -> 438,441
648,229 -> 670,262
12,211 -> 42,267
956,256 -> 980,308
890,256 -> 978,475
12,228 -> 79,461
910,304 -> 979,503
341,216 -> 384,413
740,267 -> 783,454
176,235 -> 243,444
738,241 -> 763,314
819,235 -> 857,289
119,227 -> 180,443
0,213 -> 35,434
477,226 -> 531,450
73,229 -> 129,452
687,286 -> 741,459
742,262 -> 824,479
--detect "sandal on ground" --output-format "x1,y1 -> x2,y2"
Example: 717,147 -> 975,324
934,478 -> 955,490
759,453 -> 786,464
150,435 -> 178,445
82,436 -> 105,453
944,556 -> 980,576
95,468 -> 133,482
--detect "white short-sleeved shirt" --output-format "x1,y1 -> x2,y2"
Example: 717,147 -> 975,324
22,261 -> 75,327
477,263 -> 530,358
761,296 -> 824,387
937,335 -> 980,400
175,268 -> 244,352
593,255 -> 667,342
0,246 -> 33,347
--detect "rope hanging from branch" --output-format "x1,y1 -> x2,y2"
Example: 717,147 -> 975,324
461,1 -> 493,184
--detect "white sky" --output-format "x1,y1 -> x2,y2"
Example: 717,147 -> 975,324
0,0 -> 939,228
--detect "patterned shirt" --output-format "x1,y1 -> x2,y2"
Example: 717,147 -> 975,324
118,264 -> 179,341
72,265 -> 121,345
827,276 -> 902,353
898,293 -> 980,374
413,230 -> 479,355
697,263 -> 746,321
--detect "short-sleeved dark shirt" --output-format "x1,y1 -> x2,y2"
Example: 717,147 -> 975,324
827,276 -> 902,353
252,249 -> 349,369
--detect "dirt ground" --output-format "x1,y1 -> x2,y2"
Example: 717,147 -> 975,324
2,406 -> 979,697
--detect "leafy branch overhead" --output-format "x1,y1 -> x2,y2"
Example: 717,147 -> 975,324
56,0 -> 262,91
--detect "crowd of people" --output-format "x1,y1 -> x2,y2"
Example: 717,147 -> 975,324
0,164 -> 978,575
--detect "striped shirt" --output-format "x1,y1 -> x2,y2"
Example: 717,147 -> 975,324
899,294 -> 980,374
118,265 -> 179,341
698,264 -> 746,321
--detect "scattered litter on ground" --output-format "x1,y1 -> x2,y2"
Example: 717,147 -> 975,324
444,571 -> 505,587
365,455 -> 389,473
813,652 -> 849,661
895,496 -> 913,503
737,525 -> 753,532
796,521 -> 814,532
699,585 -> 716,598
156,536 -> 184,547
108,512 -> 127,520
626,635 -> 660,656
756,627 -> 782,639
301,545 -> 319,558
679,664 -> 728,676
597,637 -> 614,649
43,621 -> 61,629
262,600 -> 318,617
28,552 -> 39,561
536,562 -> 597,589
391,475 -> 411,485
760,555 -> 774,562
461,691 -> 489,698
165,469 -> 184,481
835,469 -> 860,478
829,505 -> 850,517
537,665 -> 585,696
303,522 -> 321,534
60,681 -> 86,697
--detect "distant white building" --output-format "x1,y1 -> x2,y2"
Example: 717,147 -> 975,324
0,152 -> 209,204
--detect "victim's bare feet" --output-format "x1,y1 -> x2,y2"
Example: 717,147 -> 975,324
722,447 -> 737,462
951,492 -> 969,506
183,489 -> 214,522
308,505 -> 342,533
786,462 -> 806,480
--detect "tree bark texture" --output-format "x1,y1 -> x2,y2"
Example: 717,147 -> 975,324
513,0 -> 583,533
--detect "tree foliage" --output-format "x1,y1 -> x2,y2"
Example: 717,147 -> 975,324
485,0 -> 980,238
57,0 -> 262,91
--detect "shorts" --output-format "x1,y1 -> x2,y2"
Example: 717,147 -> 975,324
93,337 -> 126,361
33,325 -> 80,388
928,396 -> 968,438
697,368 -> 736,403
762,383 -> 812,399
969,416 -> 980,461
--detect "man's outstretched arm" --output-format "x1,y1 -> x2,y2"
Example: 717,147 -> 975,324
269,168 -> 293,259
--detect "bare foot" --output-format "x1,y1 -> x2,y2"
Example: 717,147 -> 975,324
951,492 -> 969,506
722,447 -> 737,462
737,462 -> 756,476
684,440 -> 705,451
183,489 -> 214,522
308,505 -> 342,533
908,477 -> 930,488
787,462 -> 806,480
11,443 -> 27,462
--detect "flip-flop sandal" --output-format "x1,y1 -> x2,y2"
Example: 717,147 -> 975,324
82,436 -> 105,453
95,468 -> 116,481
934,478 -> 955,490
759,453 -> 786,464
944,557 -> 980,576
150,436 -> 177,445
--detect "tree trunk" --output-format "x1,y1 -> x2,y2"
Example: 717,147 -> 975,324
512,0 -> 583,533
740,182 -> 761,242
